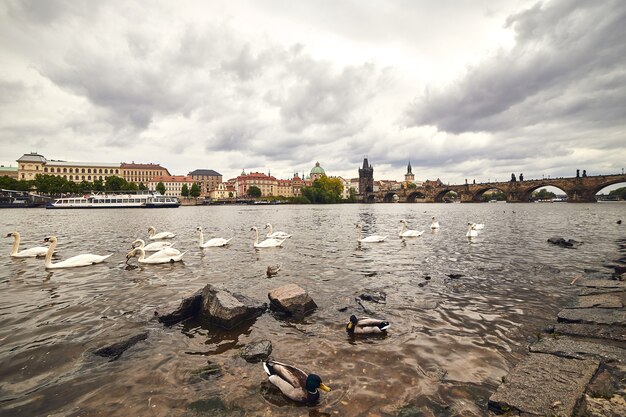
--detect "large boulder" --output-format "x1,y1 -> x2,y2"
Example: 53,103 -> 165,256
268,284 -> 317,318
240,340 -> 272,363
156,289 -> 203,326
201,284 -> 267,329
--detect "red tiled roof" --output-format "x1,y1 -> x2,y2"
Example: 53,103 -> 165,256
121,162 -> 168,170
150,175 -> 196,183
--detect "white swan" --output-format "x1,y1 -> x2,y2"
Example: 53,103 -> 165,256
126,247 -> 185,264
398,220 -> 424,237
466,223 -> 478,238
431,217 -> 440,229
131,238 -> 175,252
43,236 -> 111,269
356,224 -> 387,243
6,231 -> 50,258
265,223 -> 292,239
472,223 -> 484,230
196,227 -> 232,248
251,226 -> 286,248
147,226 -> 176,240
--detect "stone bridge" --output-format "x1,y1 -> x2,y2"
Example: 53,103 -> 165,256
363,174 -> 626,203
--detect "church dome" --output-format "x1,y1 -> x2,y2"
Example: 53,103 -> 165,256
310,162 -> 325,175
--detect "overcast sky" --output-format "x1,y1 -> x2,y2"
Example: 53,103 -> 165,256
1,0 -> 625,186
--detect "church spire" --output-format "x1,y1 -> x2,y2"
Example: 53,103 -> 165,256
407,161 -> 412,174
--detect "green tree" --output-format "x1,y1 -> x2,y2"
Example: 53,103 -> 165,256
248,185 -> 262,197
190,183 -> 200,198
532,188 -> 556,200
0,176 -> 31,191
406,182 -> 417,189
106,175 -> 127,191
302,177 -> 343,203
93,179 -> 105,192
156,182 -> 166,195
181,184 -> 189,197
138,182 -> 148,191
608,187 -> 626,200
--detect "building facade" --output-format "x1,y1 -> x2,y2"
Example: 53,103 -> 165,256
121,163 -> 170,185
148,175 -> 198,197
236,172 -> 278,197
209,182 -> 237,200
188,169 -> 222,196
17,152 -> 121,182
0,165 -> 18,179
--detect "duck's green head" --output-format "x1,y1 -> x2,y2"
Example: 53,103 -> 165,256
305,374 -> 331,393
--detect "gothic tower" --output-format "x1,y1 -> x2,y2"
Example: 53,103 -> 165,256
359,157 -> 374,196
404,161 -> 415,183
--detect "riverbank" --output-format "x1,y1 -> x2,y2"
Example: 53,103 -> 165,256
488,238 -> 626,416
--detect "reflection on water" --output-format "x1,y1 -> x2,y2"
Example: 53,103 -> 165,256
0,203 -> 623,416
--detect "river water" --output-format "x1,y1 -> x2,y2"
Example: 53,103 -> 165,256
0,203 -> 624,417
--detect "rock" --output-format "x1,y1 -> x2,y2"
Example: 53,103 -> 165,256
615,265 -> 626,275
240,340 -> 272,363
337,306 -> 348,312
617,220 -> 622,224
553,323 -> 626,342
446,273 -> 464,279
573,294 -> 623,309
530,337 -> 626,362
547,237 -> 582,248
357,291 -> 387,303
156,290 -> 203,326
93,332 -> 149,361
576,279 -> 626,289
544,324 -> 555,334
188,361 -> 222,382
268,284 -> 317,318
488,353 -> 599,415
200,285 -> 266,329
557,308 -> 626,325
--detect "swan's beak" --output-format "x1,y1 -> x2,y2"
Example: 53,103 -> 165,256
4,233 -> 11,238
319,383 -> 331,392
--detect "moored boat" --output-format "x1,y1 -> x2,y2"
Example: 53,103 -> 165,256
46,192 -> 180,209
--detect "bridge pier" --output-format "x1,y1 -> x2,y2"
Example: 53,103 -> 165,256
566,189 -> 597,203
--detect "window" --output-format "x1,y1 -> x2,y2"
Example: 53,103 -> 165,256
82,175 -> 85,180
44,167 -> 48,172
63,168 -> 67,173
115,169 -> 119,174
82,168 -> 85,173
88,176 -> 91,180
88,169 -> 91,174
105,169 -> 108,174
99,169 -> 102,173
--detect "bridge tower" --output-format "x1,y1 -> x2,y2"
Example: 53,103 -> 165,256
404,161 -> 415,184
359,157 -> 374,202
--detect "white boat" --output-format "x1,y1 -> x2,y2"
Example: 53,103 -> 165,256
46,192 -> 180,209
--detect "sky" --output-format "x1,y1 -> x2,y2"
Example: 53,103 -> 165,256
1,0 -> 625,188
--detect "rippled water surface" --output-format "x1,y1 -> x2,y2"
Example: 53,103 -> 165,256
1,203 -> 624,416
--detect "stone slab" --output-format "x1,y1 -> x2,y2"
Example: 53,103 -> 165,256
488,353 -> 599,415
579,287 -> 624,296
558,308 -> 626,326
573,294 -> 623,309
530,337 -> 626,362
554,323 -> 626,342
576,280 -> 626,289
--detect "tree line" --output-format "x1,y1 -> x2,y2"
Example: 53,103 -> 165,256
246,176 -> 356,204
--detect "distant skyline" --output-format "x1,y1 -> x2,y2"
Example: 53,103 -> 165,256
1,0 -> 625,187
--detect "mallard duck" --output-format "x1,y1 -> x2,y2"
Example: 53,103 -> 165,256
266,264 -> 281,277
346,315 -> 390,335
262,360 -> 331,403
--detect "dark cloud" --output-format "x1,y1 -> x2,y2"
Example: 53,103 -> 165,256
404,0 -> 626,135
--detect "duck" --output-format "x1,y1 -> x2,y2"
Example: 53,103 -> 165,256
131,238 -> 175,252
251,226 -> 286,248
147,226 -> 176,240
43,236 -> 111,269
126,247 -> 185,264
356,224 -> 386,243
266,264 -> 281,277
430,216 -> 440,229
398,220 -> 424,237
262,360 -> 331,404
472,223 -> 484,230
196,227 -> 232,248
6,231 -> 51,258
265,223 -> 292,239
466,223 -> 478,238
346,315 -> 391,335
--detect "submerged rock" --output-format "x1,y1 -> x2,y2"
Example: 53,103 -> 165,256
93,331 -> 149,361
268,284 -> 317,318
240,340 -> 272,363
156,290 -> 203,326
357,290 -> 387,303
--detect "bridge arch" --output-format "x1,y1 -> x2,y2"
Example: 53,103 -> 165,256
595,181 -> 626,201
366,194 -> 377,203
471,186 -> 507,202
591,179 -> 626,196
406,191 -> 426,203
383,192 -> 399,203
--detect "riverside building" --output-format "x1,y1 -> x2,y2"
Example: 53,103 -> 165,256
17,152 -> 120,182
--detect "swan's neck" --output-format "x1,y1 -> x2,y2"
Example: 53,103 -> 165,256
198,230 -> 204,246
399,223 -> 406,234
45,239 -> 57,268
148,228 -> 154,237
10,234 -> 20,255
254,229 -> 259,244
136,239 -> 145,248
267,224 -> 273,234
357,227 -> 362,241
137,248 -> 146,261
